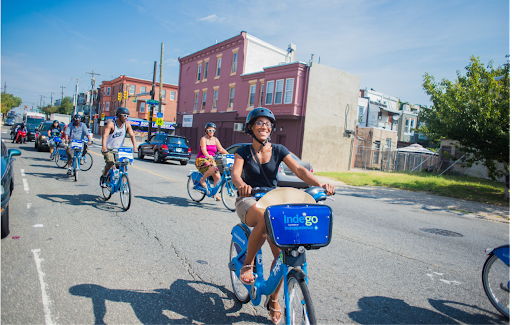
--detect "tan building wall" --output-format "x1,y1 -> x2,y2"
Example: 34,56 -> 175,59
301,63 -> 361,172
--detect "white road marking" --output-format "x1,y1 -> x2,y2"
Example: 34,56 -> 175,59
33,224 -> 44,228
31,249 -> 56,325
21,169 -> 26,177
27,203 -> 32,209
440,279 -> 461,285
23,178 -> 30,193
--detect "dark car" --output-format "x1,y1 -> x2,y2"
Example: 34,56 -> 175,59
35,121 -> 66,151
3,117 -> 15,126
138,133 -> 191,165
226,143 -> 313,188
1,140 -> 21,238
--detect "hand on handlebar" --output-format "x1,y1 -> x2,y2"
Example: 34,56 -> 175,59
238,183 -> 253,197
321,183 -> 335,196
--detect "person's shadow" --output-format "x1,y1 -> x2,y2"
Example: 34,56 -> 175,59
69,279 -> 269,324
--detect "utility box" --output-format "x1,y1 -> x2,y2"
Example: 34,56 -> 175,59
234,123 -> 244,132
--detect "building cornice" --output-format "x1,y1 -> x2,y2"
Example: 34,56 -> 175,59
179,33 -> 244,64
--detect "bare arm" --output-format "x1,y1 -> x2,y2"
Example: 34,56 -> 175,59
232,153 -> 252,197
126,123 -> 137,152
215,138 -> 228,155
102,122 -> 114,152
282,155 -> 335,195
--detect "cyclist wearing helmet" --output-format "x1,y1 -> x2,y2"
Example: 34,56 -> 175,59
231,107 -> 335,324
100,107 -> 137,187
47,120 -> 62,158
195,122 -> 229,200
65,114 -> 92,175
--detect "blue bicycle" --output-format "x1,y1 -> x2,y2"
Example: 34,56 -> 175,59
101,148 -> 133,211
56,139 -> 92,172
187,154 -> 238,211
482,245 -> 510,318
228,187 -> 332,325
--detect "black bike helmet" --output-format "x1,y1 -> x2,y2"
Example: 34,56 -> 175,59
204,122 -> 216,134
73,114 -> 81,120
53,120 -> 59,124
245,107 -> 276,151
116,107 -> 130,116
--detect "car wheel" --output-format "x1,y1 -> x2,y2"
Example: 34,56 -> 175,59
35,140 -> 41,151
1,204 -> 9,239
138,148 -> 144,160
154,151 -> 161,163
180,160 -> 188,165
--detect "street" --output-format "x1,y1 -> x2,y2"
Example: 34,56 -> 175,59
1,126 -> 509,325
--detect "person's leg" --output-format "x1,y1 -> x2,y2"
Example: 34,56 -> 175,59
199,165 -> 216,186
267,242 -> 283,323
212,170 -> 221,187
240,205 -> 267,283
66,147 -> 73,174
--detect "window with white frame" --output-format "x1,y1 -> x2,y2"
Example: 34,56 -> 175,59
105,102 -> 110,111
231,52 -> 238,73
216,57 -> 222,77
106,87 -> 111,96
197,64 -> 202,81
140,102 -> 146,113
129,85 -> 135,95
386,138 -> 391,149
229,87 -> 235,108
284,79 -> 294,104
202,91 -> 207,109
213,89 -> 218,109
249,84 -> 256,107
274,79 -> 284,104
140,86 -> 146,94
405,118 -> 416,134
170,91 -> 176,100
265,81 -> 274,105
358,106 -> 365,123
162,89 -> 166,99
204,61 -> 209,79
260,82 -> 265,107
194,93 -> 199,112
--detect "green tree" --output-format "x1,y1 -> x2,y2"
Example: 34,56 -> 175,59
420,55 -> 510,180
1,93 -> 22,115
59,97 -> 73,115
41,105 -> 59,117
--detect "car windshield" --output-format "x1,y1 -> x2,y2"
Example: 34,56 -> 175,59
26,117 -> 44,125
166,137 -> 189,146
41,124 -> 53,131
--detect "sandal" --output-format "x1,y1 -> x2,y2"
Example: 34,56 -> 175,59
239,264 -> 255,285
214,195 -> 221,201
265,296 -> 282,325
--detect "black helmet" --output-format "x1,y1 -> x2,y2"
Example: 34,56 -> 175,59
245,107 -> 276,150
21,123 -> 25,128
73,114 -> 81,120
205,122 -> 216,130
116,107 -> 130,116
53,120 -> 59,124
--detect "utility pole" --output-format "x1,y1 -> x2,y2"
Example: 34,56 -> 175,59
73,78 -> 80,115
3,82 -> 6,94
148,61 -> 157,141
86,70 -> 100,129
50,92 -> 54,107
158,42 -> 164,133
60,86 -> 65,105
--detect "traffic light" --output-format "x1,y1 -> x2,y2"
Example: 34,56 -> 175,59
147,111 -> 150,120
117,92 -> 122,101
123,91 -> 128,99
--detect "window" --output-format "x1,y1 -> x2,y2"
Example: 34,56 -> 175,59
274,79 -> 284,104
216,57 -> 222,77
231,49 -> 238,74
193,93 -> 199,112
405,118 -> 416,134
197,64 -> 202,81
140,102 -> 146,113
106,87 -> 111,96
249,84 -> 256,107
140,86 -> 146,94
373,141 -> 380,164
284,79 -> 294,104
260,82 -> 265,107
202,91 -> 207,109
358,106 -> 365,123
386,138 -> 391,149
204,61 -> 209,79
162,89 -> 166,99
213,89 -> 218,110
229,87 -> 235,108
105,102 -> 110,111
129,85 -> 135,95
170,91 -> 176,100
265,81 -> 274,105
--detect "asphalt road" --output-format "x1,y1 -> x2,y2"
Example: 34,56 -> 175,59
1,126 -> 509,324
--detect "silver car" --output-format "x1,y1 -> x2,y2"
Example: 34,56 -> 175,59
225,143 -> 312,188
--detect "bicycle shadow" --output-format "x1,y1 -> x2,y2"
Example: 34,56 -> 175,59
24,171 -> 72,181
69,279 -> 268,324
135,195 -> 229,213
37,194 -> 123,212
428,298 -> 508,324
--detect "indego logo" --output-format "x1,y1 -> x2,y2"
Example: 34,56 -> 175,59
284,212 -> 318,227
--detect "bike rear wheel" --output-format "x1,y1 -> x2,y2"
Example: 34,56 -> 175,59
120,174 -> 131,211
287,270 -> 316,325
102,174 -> 113,200
80,153 -> 93,171
56,148 -> 67,168
482,253 -> 510,318
74,158 -> 78,182
187,177 -> 206,202
229,239 -> 250,303
221,179 -> 237,211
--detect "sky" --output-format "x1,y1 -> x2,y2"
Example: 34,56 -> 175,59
1,0 -> 509,114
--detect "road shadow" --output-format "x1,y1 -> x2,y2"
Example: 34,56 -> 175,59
69,279 -> 269,324
429,298 -> 508,324
135,195 -> 228,213
24,171 -> 72,181
38,193 -> 124,212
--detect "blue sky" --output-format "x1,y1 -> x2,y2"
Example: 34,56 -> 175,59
1,0 -> 509,113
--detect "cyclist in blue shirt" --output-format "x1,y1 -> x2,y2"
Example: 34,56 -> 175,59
231,107 -> 335,324
47,120 -> 62,158
65,115 -> 92,175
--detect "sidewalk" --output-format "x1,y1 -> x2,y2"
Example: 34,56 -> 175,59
315,175 -> 510,223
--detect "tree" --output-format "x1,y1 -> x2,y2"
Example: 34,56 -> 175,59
59,97 -> 73,115
420,55 -> 509,180
41,105 -> 59,117
1,93 -> 22,115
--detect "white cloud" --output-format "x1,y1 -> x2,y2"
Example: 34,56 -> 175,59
197,14 -> 224,22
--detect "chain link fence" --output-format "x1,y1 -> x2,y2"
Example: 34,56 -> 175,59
354,145 -> 441,172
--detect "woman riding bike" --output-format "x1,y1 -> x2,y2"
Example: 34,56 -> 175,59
231,107 -> 335,324
194,122 -> 228,200
48,120 -> 62,158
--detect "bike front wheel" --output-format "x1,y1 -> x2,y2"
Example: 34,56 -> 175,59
187,177 -> 206,202
74,159 -> 78,182
56,149 -> 67,168
287,270 -> 317,325
221,179 -> 237,211
120,174 -> 131,211
102,174 -> 113,201
80,153 -> 93,171
482,253 -> 510,318
229,239 -> 250,303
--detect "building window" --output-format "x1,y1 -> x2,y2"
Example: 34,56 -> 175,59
140,86 -> 146,94
216,56 -> 222,77
386,138 -> 391,149
162,89 -> 166,99
170,91 -> 176,100
265,81 -> 274,105
140,102 -> 146,113
213,89 -> 218,110
249,84 -> 256,107
284,78 -> 294,104
106,87 -> 111,96
274,79 -> 284,104
373,141 -> 380,164
197,64 -> 202,81
260,82 -> 265,107
231,52 -> 238,74
202,91 -> 207,109
129,85 -> 135,95
229,87 -> 235,108
193,93 -> 199,112
204,61 -> 209,79
358,106 -> 365,123
405,118 -> 416,134
105,102 -> 110,111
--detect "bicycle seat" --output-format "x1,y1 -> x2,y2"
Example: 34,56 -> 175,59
255,187 -> 315,212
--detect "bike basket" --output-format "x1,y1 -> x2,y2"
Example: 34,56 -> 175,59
117,147 -> 134,163
215,154 -> 235,174
264,204 -> 333,250
71,140 -> 83,149
53,137 -> 62,143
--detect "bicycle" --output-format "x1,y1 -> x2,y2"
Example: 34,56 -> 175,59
55,139 -> 92,171
228,186 -> 332,325
101,147 -> 134,211
482,244 -> 509,318
187,154 -> 238,211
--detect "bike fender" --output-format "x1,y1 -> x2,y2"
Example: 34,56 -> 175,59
288,267 -> 307,282
491,245 -> 510,266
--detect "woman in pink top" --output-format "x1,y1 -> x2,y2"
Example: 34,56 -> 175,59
195,122 -> 228,199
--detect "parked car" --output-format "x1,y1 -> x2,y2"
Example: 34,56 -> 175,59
225,143 -> 313,188
138,133 -> 191,165
3,117 -> 15,126
34,121 -> 66,151
1,140 -> 21,238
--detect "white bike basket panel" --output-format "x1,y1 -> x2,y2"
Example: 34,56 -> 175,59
117,147 -> 134,162
71,140 -> 83,149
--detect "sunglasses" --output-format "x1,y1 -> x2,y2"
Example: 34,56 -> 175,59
254,120 -> 272,128
207,129 -> 215,132
74,117 -> 81,120
119,114 -> 129,118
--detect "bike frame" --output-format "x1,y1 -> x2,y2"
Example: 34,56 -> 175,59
194,169 -> 230,198
488,245 -> 510,266
72,145 -> 83,173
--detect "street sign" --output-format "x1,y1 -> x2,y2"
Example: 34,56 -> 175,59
156,118 -> 164,126
147,99 -> 159,105
156,112 -> 163,118
132,97 -> 137,103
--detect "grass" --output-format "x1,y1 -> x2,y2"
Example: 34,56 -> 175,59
316,170 -> 509,207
